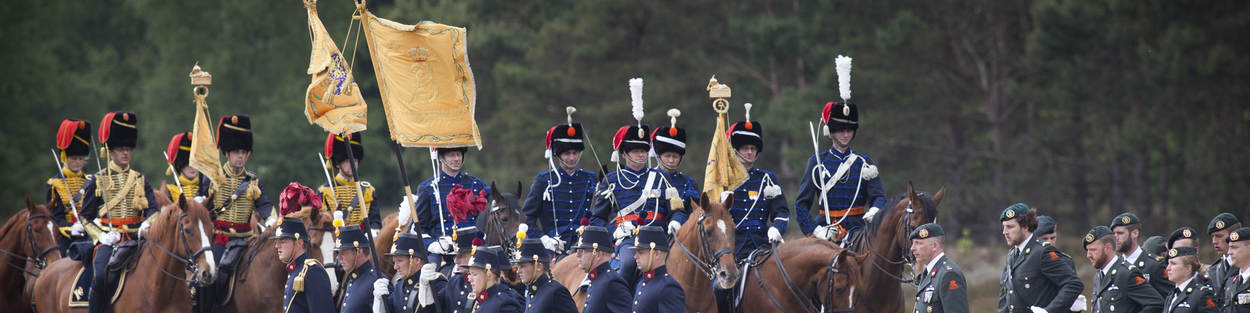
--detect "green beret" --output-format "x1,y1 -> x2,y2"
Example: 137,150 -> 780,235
1209,213 -> 1240,234
1035,215 -> 1056,235
1142,236 -> 1166,257
1083,226 -> 1113,250
1000,203 -> 1029,221
1229,227 -> 1250,243
1167,227 -> 1196,249
909,223 -> 944,240
1166,246 -> 1197,260
1109,212 -> 1140,228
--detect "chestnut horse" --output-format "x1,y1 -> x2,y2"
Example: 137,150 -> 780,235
0,196 -> 62,313
666,192 -> 741,313
846,185 -> 943,313
737,237 -> 863,312
215,207 -> 336,313
33,192 -> 218,313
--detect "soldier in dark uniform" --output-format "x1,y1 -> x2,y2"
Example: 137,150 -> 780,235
521,108 -> 597,254
1035,215 -> 1059,245
725,104 -> 789,260
619,225 -> 685,312
320,132 -> 381,236
163,132 -> 210,201
79,112 -> 161,313
335,225 -> 382,313
1147,236 -> 1170,260
1208,213 -> 1241,299
1111,212 -> 1174,296
794,100 -> 887,242
462,245 -> 523,312
909,223 -> 969,313
591,116 -> 674,270
440,234 -> 483,313
201,115 -> 274,309
415,147 -> 490,249
48,119 -> 91,256
1163,247 -> 1219,313
1084,225 -> 1163,313
1224,227 -> 1250,312
373,233 -> 446,313
1169,227 -> 1199,251
997,203 -> 1083,313
651,108 -> 699,235
574,224 -> 630,313
274,217 -> 334,313
511,238 -> 575,313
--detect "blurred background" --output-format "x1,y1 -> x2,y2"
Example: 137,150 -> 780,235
2,0 -> 1247,309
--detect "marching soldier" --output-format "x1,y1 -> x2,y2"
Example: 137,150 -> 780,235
274,217 -> 334,313
461,245 -> 523,312
415,146 -> 490,249
164,132 -> 210,201
320,132 -> 381,236
574,223 -> 631,313
1036,215 -> 1059,245
1223,227 -> 1250,312
1169,227 -> 1199,251
997,203 -> 1083,313
336,225 -> 382,313
1084,225 -> 1164,313
620,225 -> 686,312
204,115 -> 274,299
79,111 -> 160,313
521,107 -> 597,254
48,119 -> 91,256
373,233 -> 445,313
511,238 -> 576,313
793,100 -> 887,242
440,230 -> 483,313
1208,213 -> 1241,299
1163,247 -> 1219,313
651,108 -> 699,235
909,223 -> 970,313
724,103 -> 790,260
1111,212 -> 1174,296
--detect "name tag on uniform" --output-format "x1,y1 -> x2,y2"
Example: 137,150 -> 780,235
924,288 -> 933,303
748,191 -> 759,200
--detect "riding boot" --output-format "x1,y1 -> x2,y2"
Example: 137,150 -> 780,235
714,287 -> 736,313
88,245 -> 113,313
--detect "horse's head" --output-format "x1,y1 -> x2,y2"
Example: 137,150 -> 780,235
22,194 -> 61,266
815,247 -> 862,311
892,184 -> 944,260
156,194 -> 218,285
477,182 -> 524,247
687,191 -> 739,289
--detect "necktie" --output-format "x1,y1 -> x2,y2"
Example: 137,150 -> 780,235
1010,248 -> 1020,264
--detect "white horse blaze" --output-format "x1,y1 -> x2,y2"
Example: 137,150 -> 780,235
197,223 -> 218,276
46,222 -> 56,238
716,220 -> 727,236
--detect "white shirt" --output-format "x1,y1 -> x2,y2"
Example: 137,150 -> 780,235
1240,266 -> 1250,282
1101,255 -> 1121,276
1125,246 -> 1143,263
925,252 -> 946,273
1014,234 -> 1034,253
1176,274 -> 1196,292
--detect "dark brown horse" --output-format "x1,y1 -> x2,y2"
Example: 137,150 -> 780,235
215,205 -> 335,313
667,191 -> 741,313
845,184 -> 943,313
738,237 -> 863,312
33,190 -> 218,313
0,195 -> 62,313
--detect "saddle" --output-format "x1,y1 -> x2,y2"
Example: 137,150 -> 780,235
67,261 -> 128,308
107,240 -> 142,272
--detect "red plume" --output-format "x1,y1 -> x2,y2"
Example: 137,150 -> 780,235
56,120 -> 83,150
279,182 -> 321,217
580,218 -> 590,226
447,185 -> 486,223
471,237 -> 483,247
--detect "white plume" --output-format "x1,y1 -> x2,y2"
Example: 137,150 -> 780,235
667,108 -> 681,128
835,55 -> 853,101
566,106 -> 577,125
629,78 -> 644,123
744,103 -> 753,121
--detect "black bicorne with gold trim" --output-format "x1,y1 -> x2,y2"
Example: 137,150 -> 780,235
216,114 -> 252,152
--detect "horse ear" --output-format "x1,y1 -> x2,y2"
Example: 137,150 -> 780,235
25,193 -> 35,212
906,182 -> 917,201
698,191 -> 710,212
489,181 -> 501,199
932,187 -> 945,206
719,192 -> 734,212
177,193 -> 187,211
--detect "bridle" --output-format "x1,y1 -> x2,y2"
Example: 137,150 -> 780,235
751,244 -> 855,313
819,249 -> 855,313
673,212 -> 734,283
484,197 -> 518,253
0,213 -> 59,276
146,211 -> 213,283
848,194 -> 931,313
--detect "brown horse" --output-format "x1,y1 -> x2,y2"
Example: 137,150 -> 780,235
213,206 -> 334,313
738,237 -> 863,312
845,184 -> 943,313
0,195 -> 62,313
33,191 -> 218,313
666,191 -> 741,313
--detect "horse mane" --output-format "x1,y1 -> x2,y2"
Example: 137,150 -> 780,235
146,196 -> 211,245
0,208 -> 28,241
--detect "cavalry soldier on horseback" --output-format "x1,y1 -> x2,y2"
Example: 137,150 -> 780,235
164,132 -> 210,201
725,103 -> 789,260
1162,246 -> 1220,313
372,232 -> 446,313
1207,213 -> 1240,299
461,245 -> 523,312
78,111 -> 160,313
274,217 -> 335,313
1223,227 -> 1250,312
997,203 -> 1083,313
511,238 -> 576,313
336,225 -> 383,313
415,146 -> 490,251
48,118 -> 92,256
651,108 -> 699,235
620,225 -> 685,312
793,58 -> 887,243
909,223 -> 970,313
202,114 -> 274,305
1084,225 -> 1164,313
573,223 -> 630,313
320,132 -> 381,236
1111,212 -> 1174,297
521,107 -> 597,254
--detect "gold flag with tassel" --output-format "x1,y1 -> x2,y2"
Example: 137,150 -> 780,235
702,76 -> 748,195
188,65 -> 224,184
303,0 -> 367,135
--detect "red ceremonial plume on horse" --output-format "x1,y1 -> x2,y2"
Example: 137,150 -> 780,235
446,185 -> 487,223
280,182 -> 322,217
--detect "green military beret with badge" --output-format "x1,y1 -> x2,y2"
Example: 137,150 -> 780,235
1000,203 -> 1029,221
1208,213 -> 1239,234
1228,227 -> 1250,243
1109,212 -> 1140,228
1084,226 -> 1113,250
1166,246 -> 1197,260
909,223 -> 945,240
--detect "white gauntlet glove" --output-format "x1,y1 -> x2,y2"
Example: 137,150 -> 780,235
768,227 -> 784,243
138,221 -> 151,236
1029,306 -> 1047,313
539,235 -> 563,253
71,223 -> 85,236
813,225 -> 839,242
372,278 -> 390,298
1069,294 -> 1087,312
863,207 -> 881,223
418,263 -> 438,307
613,221 -> 636,242
667,220 -> 682,234
99,231 -> 121,246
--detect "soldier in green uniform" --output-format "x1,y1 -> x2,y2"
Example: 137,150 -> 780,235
1169,227 -> 1199,251
1084,225 -> 1163,313
1208,213 -> 1241,300
319,132 -> 380,236
909,223 -> 969,313
1223,227 -> 1250,312
164,132 -> 210,201
998,203 -> 1083,313
1163,246 -> 1219,313
1111,212 -> 1174,297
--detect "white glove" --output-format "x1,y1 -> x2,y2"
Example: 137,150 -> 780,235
418,280 -> 435,307
370,229 -> 379,239
372,292 -> 387,313
668,220 -> 682,234
138,221 -> 151,236
1069,294 -> 1087,311
1029,306 -> 1047,313
99,231 -> 121,246
419,263 -> 439,282
264,214 -> 278,229
372,278 -> 390,298
193,195 -> 207,205
71,223 -> 85,236
768,227 -> 784,243
428,236 -> 455,255
333,210 -> 344,226
539,235 -> 563,253
812,225 -> 839,242
397,194 -> 416,226
613,222 -> 636,241
863,207 -> 881,223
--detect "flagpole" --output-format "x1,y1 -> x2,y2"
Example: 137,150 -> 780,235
340,136 -> 381,271
388,141 -> 419,235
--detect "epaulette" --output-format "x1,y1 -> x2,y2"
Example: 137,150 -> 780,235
360,181 -> 372,188
293,259 -> 320,292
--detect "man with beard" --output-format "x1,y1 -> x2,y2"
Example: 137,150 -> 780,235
1085,225 -> 1163,313
1111,212 -> 1174,296
997,203 -> 1083,313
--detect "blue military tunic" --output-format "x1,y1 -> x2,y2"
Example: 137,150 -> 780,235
521,274 -> 576,313
591,166 -> 672,229
283,253 -> 334,313
464,282 -> 522,313
416,171 -> 490,243
580,262 -> 631,313
337,261 -> 381,313
381,273 -> 448,313
521,169 -> 597,251
728,168 -> 789,260
441,273 -> 474,313
622,264 -> 685,313
659,170 -> 700,225
793,148 -> 886,236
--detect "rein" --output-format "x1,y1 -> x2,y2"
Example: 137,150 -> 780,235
145,211 -> 212,283
0,213 -> 58,276
750,245 -> 854,313
671,212 -> 734,313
